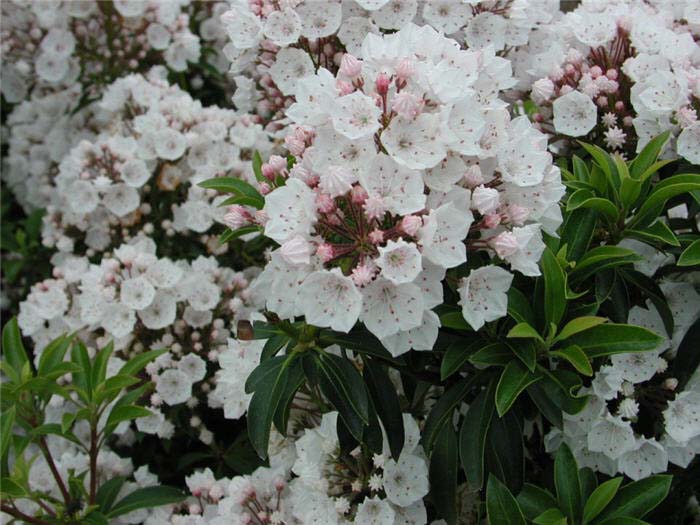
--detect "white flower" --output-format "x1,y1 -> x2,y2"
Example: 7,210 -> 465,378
269,48 -> 315,95
298,269 -> 363,333
370,0 -> 418,30
531,78 -> 555,105
418,203 -> 473,269
422,0 -> 470,34
120,159 -> 151,187
677,123 -> 700,164
354,496 -> 395,525
664,391 -> 700,444
296,0 -> 342,39
220,9 -> 262,49
445,95 -> 486,156
587,414 -> 637,459
280,235 -> 313,266
471,185 -> 500,215
610,350 -> 664,384
319,165 -> 356,197
359,154 -> 425,216
263,178 -> 317,244
382,454 -> 429,506
459,265 -> 513,330
178,354 -> 207,383
376,239 -> 422,285
102,183 -> 140,217
156,369 -> 193,405
361,278 -> 423,339
101,302 -> 136,339
120,276 -> 156,310
263,9 -> 302,47
382,113 -> 446,170
138,291 -> 177,329
154,129 -> 187,160
618,438 -> 668,481
332,91 -> 381,140
67,180 -> 99,214
465,12 -> 507,50
502,224 -> 545,276
553,90 -> 598,137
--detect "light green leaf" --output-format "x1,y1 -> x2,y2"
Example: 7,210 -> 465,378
551,345 -> 592,376
677,239 -> 700,267
533,508 -> 567,525
583,477 -> 622,523
555,316 -> 608,343
595,475 -> 671,521
564,324 -> 663,358
507,323 -> 544,343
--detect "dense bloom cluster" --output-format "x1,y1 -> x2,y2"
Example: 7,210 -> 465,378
518,0 -> 700,158
231,24 -> 562,354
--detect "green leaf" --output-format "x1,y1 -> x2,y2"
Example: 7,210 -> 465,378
441,339 -> 484,380
261,334 -> 289,362
560,209 -> 597,262
317,353 -> 369,442
96,476 -> 127,512
672,319 -> 700,389
487,410 -> 524,493
554,443 -> 582,524
564,323 -> 663,358
567,192 -> 619,222
245,355 -> 287,393
91,341 -> 114,388
487,476 -> 526,525
364,362 -> 404,459
595,475 -> 671,521
219,194 -> 267,208
423,377 -> 475,453
507,287 -> 536,326
597,518 -> 649,525
105,405 -> 152,434
83,512 -> 109,525
430,425 -> 458,525
118,348 -> 168,378
533,508 -> 567,525
626,220 -> 679,247
252,151 -> 265,182
579,467 -> 598,502
469,343 -> 513,367
517,484 -> 559,521
551,345 -> 592,376
495,361 -> 540,416
583,477 -> 622,523
71,341 -> 93,399
2,318 -> 28,377
272,361 -> 305,435
554,316 -> 608,343
0,478 -> 25,498
198,177 -> 264,208
107,486 -> 185,518
677,239 -> 700,266
618,269 -> 673,336
459,380 -> 495,489
61,412 -> 76,434
440,311 -> 471,330
542,248 -> 567,328
527,383 -> 563,428
507,323 -> 544,343
37,334 -> 73,376
219,225 -> 261,245
578,142 -> 619,195
508,341 -> 537,372
631,174 -> 700,228
247,355 -> 299,459
1,406 -> 16,460
537,367 -> 588,415
570,246 -> 640,283
629,131 -> 671,179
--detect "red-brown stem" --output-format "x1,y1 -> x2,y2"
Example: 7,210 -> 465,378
38,437 -> 71,504
0,503 -> 53,525
89,424 -> 98,505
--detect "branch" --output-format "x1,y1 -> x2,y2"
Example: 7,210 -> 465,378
0,503 -> 53,525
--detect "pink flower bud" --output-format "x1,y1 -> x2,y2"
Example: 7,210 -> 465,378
351,263 -> 376,287
615,101 -> 625,111
590,65 -> 603,78
316,243 -> 335,262
223,205 -> 252,229
490,231 -> 519,258
259,182 -> 271,195
280,235 -> 312,265
401,215 -> 422,236
268,155 -> 287,172
391,92 -> 422,118
351,185 -> 368,204
375,72 -> 390,95
623,116 -> 634,127
284,136 -> 306,156
597,96 -> 608,108
262,163 -> 275,180
209,484 -> 223,502
507,204 -> 529,225
316,192 -> 336,213
369,229 -> 384,244
336,79 -> 354,96
364,196 -> 387,220
483,213 -> 502,229
340,54 -> 362,78
274,478 -> 286,491
463,164 -> 484,188
663,378 -> 678,391
606,68 -> 618,80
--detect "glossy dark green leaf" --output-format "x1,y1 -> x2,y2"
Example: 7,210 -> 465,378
430,425 -> 458,525
626,220 -> 679,247
595,475 -> 671,522
527,383 -> 563,428
441,339 -> 483,380
487,475 -> 526,525
542,248 -> 567,328
37,334 -> 73,376
423,376 -> 476,453
560,208 -> 597,262
507,323 -> 544,342
629,131 -> 670,179
459,380 -> 495,489
1,406 -> 15,460
107,486 -> 186,518
486,410 -> 524,493
495,361 -> 541,416
118,348 -> 168,378
469,343 -> 513,367
508,341 -> 537,372
619,268 -> 673,336
96,476 -> 127,512
677,239 -> 700,266
554,316 -> 608,343
554,443 -> 582,524
507,287 -> 536,326
630,174 -> 700,228
564,323 -> 663,358
533,508 -> 567,525
198,177 -> 264,207
672,319 -> 700,390
517,484 -> 559,521
570,246 -> 640,283
364,361 -> 404,459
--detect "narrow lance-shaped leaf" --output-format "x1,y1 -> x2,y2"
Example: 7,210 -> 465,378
554,443 -> 582,524
487,475 -> 526,525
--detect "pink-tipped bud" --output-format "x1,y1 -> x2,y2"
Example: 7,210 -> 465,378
316,192 -> 336,213
336,79 -> 354,96
223,205 -> 252,229
364,196 -> 387,221
369,229 -> 384,244
340,53 -> 362,78
189,503 -> 202,515
262,163 -> 276,180
663,378 -> 678,391
401,215 -> 422,236
316,243 -> 335,262
274,478 -> 286,491
209,484 -> 223,502
606,68 -> 618,80
614,100 -> 625,112
285,136 -> 306,156
559,85 -> 574,96
351,263 -> 376,287
623,116 -> 634,127
392,92 -> 423,119
596,96 -> 608,108
463,165 -> 484,188
375,72 -> 390,95
590,65 -> 603,78
507,204 -> 529,226
490,231 -> 519,257
259,182 -> 271,195
351,185 -> 368,204
483,213 -> 502,229
268,155 -> 287,172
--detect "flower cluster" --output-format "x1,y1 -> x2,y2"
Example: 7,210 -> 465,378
519,0 -> 700,159
230,24 -> 562,354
